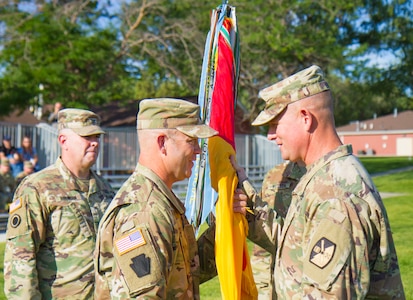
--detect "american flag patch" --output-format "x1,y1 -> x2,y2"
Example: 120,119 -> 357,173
115,229 -> 146,255
9,198 -> 22,214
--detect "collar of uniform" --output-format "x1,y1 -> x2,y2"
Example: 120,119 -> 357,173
56,157 -> 83,191
294,144 -> 353,197
55,157 -> 103,193
136,163 -> 185,215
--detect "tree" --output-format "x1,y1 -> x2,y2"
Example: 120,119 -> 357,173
0,0 -> 134,117
0,0 -> 412,126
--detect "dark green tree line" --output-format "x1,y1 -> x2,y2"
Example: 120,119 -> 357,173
0,0 -> 412,126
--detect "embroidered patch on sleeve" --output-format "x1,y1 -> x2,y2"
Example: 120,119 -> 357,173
10,214 -> 21,228
130,254 -> 151,277
9,198 -> 22,214
309,237 -> 336,269
115,229 -> 146,255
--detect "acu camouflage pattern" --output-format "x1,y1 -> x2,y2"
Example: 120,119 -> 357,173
0,169 -> 15,210
274,145 -> 405,299
4,157 -> 114,299
95,163 -> 216,299
243,162 -> 305,299
252,65 -> 330,126
58,108 -> 105,136
137,98 -> 218,138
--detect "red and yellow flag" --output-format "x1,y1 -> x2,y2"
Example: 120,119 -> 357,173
202,5 -> 257,299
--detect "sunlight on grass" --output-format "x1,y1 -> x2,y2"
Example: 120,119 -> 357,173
382,195 -> 413,298
359,156 -> 413,174
0,157 -> 411,299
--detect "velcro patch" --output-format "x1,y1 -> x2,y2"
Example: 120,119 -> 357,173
115,229 -> 146,255
9,198 -> 22,214
130,254 -> 151,277
309,237 -> 336,269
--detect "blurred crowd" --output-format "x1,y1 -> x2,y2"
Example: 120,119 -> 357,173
0,135 -> 38,212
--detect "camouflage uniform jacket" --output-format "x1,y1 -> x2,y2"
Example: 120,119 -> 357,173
243,162 -> 305,299
95,163 -> 216,300
273,145 -> 405,299
0,170 -> 15,193
4,157 -> 114,300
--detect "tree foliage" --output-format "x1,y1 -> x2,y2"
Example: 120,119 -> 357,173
0,0 -> 412,127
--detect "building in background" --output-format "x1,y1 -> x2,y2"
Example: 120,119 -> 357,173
337,110 -> 413,156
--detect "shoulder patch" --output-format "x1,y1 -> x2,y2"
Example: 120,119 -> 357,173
130,254 -> 151,277
10,214 -> 21,228
9,198 -> 22,214
309,237 -> 336,269
115,229 -> 146,255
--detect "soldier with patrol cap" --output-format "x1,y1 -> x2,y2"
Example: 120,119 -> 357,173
4,108 -> 115,299
95,98 -> 218,299
233,65 -> 405,298
0,158 -> 15,211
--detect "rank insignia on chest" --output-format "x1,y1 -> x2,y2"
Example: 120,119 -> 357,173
309,237 -> 336,269
115,229 -> 146,255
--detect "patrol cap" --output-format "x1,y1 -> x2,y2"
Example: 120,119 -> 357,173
24,161 -> 34,168
3,135 -> 11,141
1,158 -> 10,167
252,65 -> 330,126
137,98 -> 218,138
58,108 -> 105,136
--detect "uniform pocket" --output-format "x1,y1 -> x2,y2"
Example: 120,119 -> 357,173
115,225 -> 163,297
302,218 -> 351,290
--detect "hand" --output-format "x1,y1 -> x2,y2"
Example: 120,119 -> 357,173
230,155 -> 247,183
233,188 -> 249,216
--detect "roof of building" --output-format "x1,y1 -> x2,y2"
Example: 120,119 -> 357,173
337,110 -> 413,133
92,97 -> 256,134
0,108 -> 40,125
2,97 -> 256,134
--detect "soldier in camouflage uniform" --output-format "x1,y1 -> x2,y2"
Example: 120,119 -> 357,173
4,108 -> 115,299
95,98 -> 218,299
0,158 -> 15,211
236,161 -> 305,299
15,160 -> 35,187
233,65 -> 405,298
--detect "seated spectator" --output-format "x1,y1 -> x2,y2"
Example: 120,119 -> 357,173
15,161 -> 36,187
0,135 -> 22,177
18,136 -> 40,171
0,158 -> 15,212
0,135 -> 16,159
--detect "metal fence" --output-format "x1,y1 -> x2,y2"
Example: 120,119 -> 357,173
1,122 -> 284,195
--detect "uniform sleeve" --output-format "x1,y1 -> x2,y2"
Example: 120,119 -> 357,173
241,179 -> 279,254
197,218 -> 217,283
109,205 -> 171,299
300,197 -> 365,298
4,183 -> 46,299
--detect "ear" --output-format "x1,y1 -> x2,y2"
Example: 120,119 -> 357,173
158,134 -> 167,154
300,108 -> 313,132
58,134 -> 67,149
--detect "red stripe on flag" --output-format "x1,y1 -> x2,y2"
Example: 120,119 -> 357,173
209,18 -> 236,150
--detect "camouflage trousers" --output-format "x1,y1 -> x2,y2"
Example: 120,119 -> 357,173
251,245 -> 276,299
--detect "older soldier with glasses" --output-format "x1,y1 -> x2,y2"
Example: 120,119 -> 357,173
4,108 -> 115,299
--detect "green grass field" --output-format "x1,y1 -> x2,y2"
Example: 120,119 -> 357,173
199,156 -> 413,298
0,156 -> 412,299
